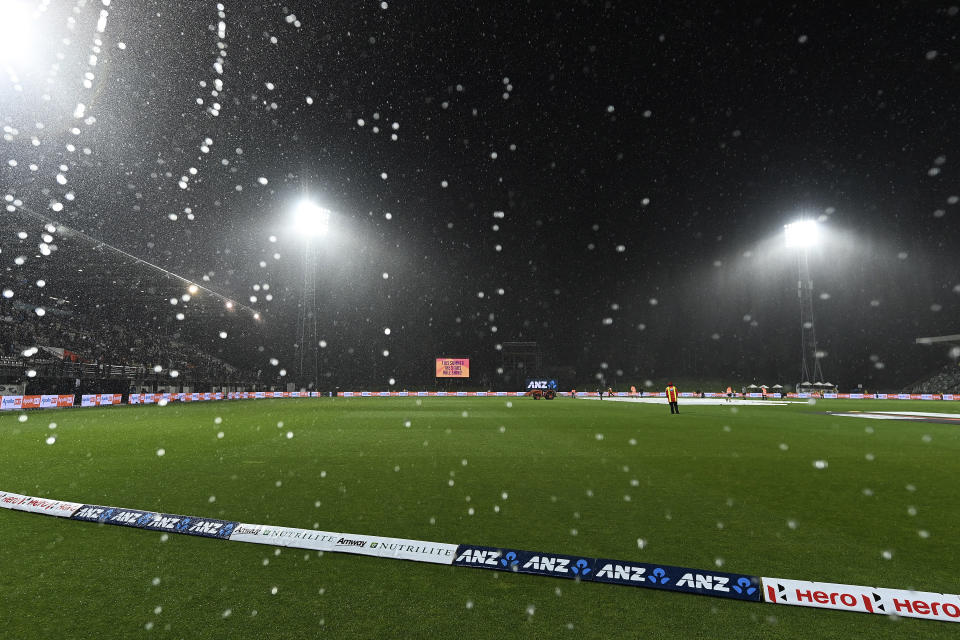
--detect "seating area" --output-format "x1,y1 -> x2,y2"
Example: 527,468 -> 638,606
0,258 -> 263,392
905,363 -> 960,394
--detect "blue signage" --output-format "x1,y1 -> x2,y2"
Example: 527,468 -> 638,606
590,558 -> 760,601
525,379 -> 558,391
70,504 -> 236,539
454,544 -> 594,580
453,544 -> 761,602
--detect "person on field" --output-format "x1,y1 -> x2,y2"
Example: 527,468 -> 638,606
666,382 -> 680,414
726,386 -> 733,402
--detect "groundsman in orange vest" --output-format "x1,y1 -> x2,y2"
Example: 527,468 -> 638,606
666,383 -> 680,414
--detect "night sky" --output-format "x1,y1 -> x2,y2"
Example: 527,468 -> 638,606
2,1 -> 959,390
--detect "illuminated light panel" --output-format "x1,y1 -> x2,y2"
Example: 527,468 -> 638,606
784,219 -> 819,248
293,200 -> 331,237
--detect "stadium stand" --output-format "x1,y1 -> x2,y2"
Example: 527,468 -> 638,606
1,223 -> 264,394
905,363 -> 960,394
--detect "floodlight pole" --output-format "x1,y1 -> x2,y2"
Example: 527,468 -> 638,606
797,246 -> 824,385
296,241 -> 319,388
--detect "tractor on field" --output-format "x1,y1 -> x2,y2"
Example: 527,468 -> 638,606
526,388 -> 557,400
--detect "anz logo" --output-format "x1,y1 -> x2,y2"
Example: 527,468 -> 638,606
455,548 -> 504,567
596,563 -> 647,582
525,379 -> 558,390
571,559 -> 592,576
500,551 -> 519,568
675,573 -> 732,593
522,555 -> 571,573
521,556 -> 592,576
108,510 -> 145,524
648,567 -> 671,585
731,577 -> 757,596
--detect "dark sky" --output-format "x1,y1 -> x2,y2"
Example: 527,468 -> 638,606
2,1 -> 959,390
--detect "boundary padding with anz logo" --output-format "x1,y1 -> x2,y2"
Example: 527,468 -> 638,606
1,489 -> 957,624
591,558 -> 760,601
452,545 -> 761,602
453,545 -> 596,581
70,504 -> 237,539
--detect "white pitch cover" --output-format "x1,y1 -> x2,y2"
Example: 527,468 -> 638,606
228,523 -> 457,565
763,577 -> 960,623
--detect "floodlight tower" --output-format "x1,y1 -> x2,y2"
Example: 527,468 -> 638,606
293,200 -> 331,388
784,219 -> 825,386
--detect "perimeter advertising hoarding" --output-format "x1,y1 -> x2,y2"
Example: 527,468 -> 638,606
435,358 -> 469,378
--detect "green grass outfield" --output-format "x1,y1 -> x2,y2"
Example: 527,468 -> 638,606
1,397 -> 958,639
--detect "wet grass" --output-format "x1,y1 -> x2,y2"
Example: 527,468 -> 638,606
1,397 -> 958,638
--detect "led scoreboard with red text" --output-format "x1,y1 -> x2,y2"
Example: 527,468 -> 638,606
435,358 -> 470,378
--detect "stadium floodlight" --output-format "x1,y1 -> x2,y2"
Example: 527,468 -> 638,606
784,219 -> 819,248
0,1 -> 38,69
293,200 -> 331,238
784,217 -> 825,387
187,284 -> 199,295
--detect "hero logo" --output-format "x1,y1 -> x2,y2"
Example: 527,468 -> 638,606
892,597 -> 960,619
596,564 -> 647,582
336,537 -> 366,548
522,556 -> 570,573
768,582 -> 881,612
675,573 -> 731,593
455,548 -> 503,566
